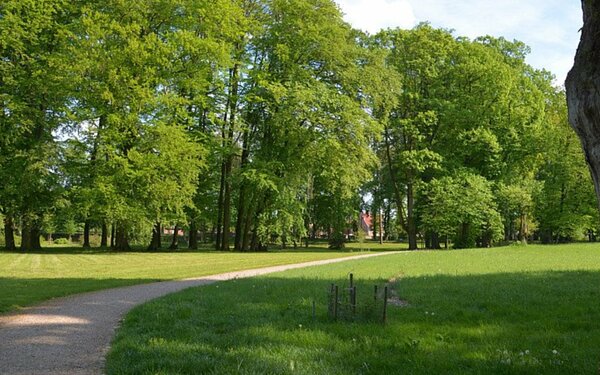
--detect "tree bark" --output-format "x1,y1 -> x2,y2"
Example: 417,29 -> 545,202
566,1 -> 600,212
110,223 -> 116,249
379,207 -> 384,245
221,159 -> 233,251
100,222 -> 108,247
215,161 -> 225,251
83,220 -> 91,248
384,126 -> 408,232
188,220 -> 198,250
31,225 -> 41,250
4,215 -> 16,251
113,224 -> 130,251
518,213 -> 528,244
169,224 -> 179,250
407,181 -> 418,250
234,130 -> 250,251
147,222 -> 161,251
20,219 -> 32,251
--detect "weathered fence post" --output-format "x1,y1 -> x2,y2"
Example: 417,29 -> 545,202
382,286 -> 388,324
351,286 -> 357,315
334,285 -> 339,320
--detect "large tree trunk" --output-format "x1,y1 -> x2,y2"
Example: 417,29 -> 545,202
147,222 -> 161,251
20,219 -> 32,251
83,220 -> 91,248
4,215 -> 16,251
566,1 -> 600,211
31,225 -> 41,250
114,224 -> 130,251
518,213 -> 528,244
100,222 -> 108,247
20,220 -> 41,251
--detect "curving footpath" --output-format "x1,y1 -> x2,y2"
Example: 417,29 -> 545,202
0,251 -> 400,375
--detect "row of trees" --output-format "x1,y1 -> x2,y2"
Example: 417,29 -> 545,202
0,0 -> 596,251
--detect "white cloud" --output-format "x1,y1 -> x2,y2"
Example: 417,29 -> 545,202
335,0 -> 582,85
336,0 -> 416,34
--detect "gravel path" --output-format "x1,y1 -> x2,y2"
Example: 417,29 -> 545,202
0,251 -> 399,375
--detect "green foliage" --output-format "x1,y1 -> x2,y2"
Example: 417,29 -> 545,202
420,172 -> 503,248
0,1 -> 595,251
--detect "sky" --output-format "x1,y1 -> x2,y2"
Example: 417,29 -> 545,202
335,0 -> 582,85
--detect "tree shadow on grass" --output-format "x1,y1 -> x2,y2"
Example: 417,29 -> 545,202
107,271 -> 600,374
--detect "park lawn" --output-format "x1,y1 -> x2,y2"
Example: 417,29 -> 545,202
0,246 -> 388,313
107,243 -> 600,374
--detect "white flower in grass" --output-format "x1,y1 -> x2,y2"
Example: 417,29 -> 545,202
552,349 -> 559,355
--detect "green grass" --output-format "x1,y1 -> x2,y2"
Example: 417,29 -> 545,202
0,245 -> 388,313
107,243 -> 600,374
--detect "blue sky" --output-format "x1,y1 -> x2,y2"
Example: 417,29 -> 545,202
335,0 -> 582,85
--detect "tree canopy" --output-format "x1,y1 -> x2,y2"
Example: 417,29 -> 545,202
1,0 -> 596,251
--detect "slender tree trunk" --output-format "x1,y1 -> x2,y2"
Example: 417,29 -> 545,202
169,224 -> 179,250
83,220 -> 91,248
241,209 -> 252,252
4,216 -> 16,251
221,159 -> 233,251
147,222 -> 161,251
379,207 -> 384,245
384,126 -> 408,232
384,203 -> 391,241
188,220 -> 198,250
100,222 -> 108,247
407,181 -> 417,250
110,223 -> 116,249
216,161 -> 225,250
225,58 -> 240,250
234,137 -> 250,251
566,1 -> 600,212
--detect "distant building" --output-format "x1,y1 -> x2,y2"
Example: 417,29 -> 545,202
360,211 -> 373,239
163,228 -> 184,236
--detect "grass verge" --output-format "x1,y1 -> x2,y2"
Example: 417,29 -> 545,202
107,243 -> 600,374
0,246 -> 384,313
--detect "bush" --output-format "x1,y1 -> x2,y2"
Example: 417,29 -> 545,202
54,238 -> 70,245
328,231 -> 346,250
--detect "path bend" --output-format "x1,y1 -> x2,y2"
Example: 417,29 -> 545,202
0,251 -> 399,375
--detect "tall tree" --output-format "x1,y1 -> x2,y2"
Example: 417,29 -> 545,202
0,0 -> 74,250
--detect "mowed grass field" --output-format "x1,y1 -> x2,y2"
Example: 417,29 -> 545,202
0,246 -> 386,313
107,243 -> 600,374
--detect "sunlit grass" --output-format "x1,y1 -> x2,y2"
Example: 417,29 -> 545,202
107,243 -> 600,374
0,245 -> 386,313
